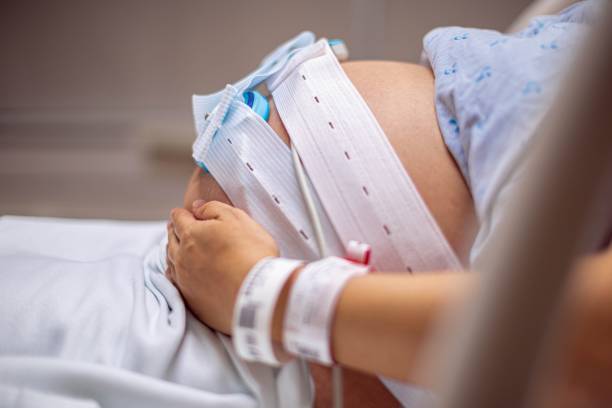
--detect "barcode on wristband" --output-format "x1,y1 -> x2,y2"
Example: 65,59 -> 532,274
246,333 -> 258,346
246,333 -> 260,358
239,303 -> 259,329
283,257 -> 370,365
233,257 -> 303,365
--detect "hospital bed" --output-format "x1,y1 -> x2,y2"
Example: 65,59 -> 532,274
0,216 -> 314,407
1,0 -> 609,407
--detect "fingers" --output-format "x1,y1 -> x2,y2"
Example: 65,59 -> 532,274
165,222 -> 178,284
192,200 -> 235,221
166,202 -> 230,288
167,221 -> 179,265
166,209 -> 219,274
170,208 -> 196,239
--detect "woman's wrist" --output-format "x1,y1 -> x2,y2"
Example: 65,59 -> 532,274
269,257 -> 370,366
231,257 -> 302,365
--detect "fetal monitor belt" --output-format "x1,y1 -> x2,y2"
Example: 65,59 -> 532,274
191,34 -> 461,407
192,32 -> 316,165
191,31 -> 459,271
195,100 -> 345,261
269,40 -> 461,272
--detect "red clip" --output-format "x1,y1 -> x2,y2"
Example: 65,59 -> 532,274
345,240 -> 371,265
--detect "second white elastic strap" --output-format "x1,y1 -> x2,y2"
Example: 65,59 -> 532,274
283,256 -> 369,365
233,257 -> 303,366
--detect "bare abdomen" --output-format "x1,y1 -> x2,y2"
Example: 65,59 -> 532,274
183,61 -> 477,406
268,61 -> 476,258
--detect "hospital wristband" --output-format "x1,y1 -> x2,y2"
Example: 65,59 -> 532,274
233,257 -> 303,366
283,256 -> 370,365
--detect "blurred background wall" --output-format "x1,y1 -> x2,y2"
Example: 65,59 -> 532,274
0,0 -> 531,220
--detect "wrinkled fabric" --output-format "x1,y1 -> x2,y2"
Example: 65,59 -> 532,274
0,216 -> 308,408
423,0 -> 602,261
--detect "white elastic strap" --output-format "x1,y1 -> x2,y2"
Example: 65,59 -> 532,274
283,256 -> 369,365
192,32 -> 316,163
195,36 -> 458,406
202,102 -> 344,260
192,84 -> 237,163
270,40 -> 462,272
291,142 -> 329,258
233,257 -> 303,365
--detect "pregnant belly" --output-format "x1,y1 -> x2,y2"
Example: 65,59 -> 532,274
182,60 -> 477,406
185,60 -> 476,257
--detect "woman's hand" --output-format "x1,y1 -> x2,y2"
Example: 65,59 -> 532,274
166,200 -> 279,334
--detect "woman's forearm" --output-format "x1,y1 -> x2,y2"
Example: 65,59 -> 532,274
332,271 -> 472,381
272,269 -> 474,382
271,248 -> 612,387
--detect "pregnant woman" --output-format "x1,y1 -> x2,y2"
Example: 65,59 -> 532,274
2,1 -> 610,407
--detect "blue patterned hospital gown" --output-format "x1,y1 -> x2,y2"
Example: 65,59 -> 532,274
422,0 -> 603,261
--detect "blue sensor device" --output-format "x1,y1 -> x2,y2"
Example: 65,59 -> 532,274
243,90 -> 270,122
197,90 -> 270,173
197,160 -> 209,172
328,38 -> 349,61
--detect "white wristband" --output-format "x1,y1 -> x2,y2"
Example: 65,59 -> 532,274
283,256 -> 369,365
233,257 -> 303,365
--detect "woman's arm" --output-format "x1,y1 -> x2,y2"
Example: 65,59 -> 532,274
271,248 -> 612,386
168,203 -> 612,400
271,268 -> 472,382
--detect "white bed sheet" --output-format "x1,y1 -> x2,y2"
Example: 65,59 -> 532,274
0,216 -> 310,408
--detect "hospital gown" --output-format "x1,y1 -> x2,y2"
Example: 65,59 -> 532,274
423,0 -> 603,261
